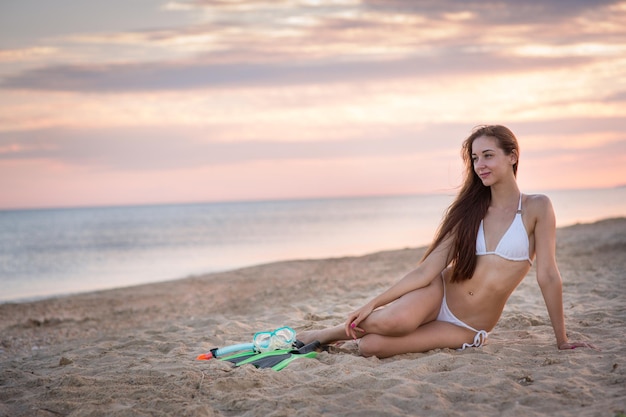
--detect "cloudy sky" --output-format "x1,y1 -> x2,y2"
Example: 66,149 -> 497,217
1,0 -> 625,209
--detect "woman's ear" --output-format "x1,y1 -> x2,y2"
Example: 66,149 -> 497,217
510,150 -> 519,166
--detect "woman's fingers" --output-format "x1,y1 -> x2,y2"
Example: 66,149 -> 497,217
345,314 -> 358,338
345,313 -> 364,339
345,304 -> 373,339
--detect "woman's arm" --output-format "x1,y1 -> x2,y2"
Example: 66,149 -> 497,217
345,233 -> 453,338
533,195 -> 592,350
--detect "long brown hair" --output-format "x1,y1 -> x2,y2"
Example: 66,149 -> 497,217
423,125 -> 520,282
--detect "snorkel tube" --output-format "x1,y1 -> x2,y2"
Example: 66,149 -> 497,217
196,343 -> 254,360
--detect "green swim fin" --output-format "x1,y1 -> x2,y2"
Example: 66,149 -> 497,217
219,350 -> 259,365
219,340 -> 306,366
229,341 -> 321,371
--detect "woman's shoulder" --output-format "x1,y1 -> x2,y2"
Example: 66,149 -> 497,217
523,193 -> 552,205
523,193 -> 556,218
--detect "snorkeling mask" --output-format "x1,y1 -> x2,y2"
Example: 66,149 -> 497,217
252,326 -> 297,353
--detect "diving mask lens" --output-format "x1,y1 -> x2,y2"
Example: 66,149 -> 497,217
272,326 -> 296,350
252,332 -> 273,352
253,326 -> 296,352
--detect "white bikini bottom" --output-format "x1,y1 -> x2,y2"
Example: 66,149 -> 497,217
437,273 -> 488,350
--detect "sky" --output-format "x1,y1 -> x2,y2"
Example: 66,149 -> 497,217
0,0 -> 625,210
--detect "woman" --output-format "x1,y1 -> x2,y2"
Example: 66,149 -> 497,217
299,125 -> 592,358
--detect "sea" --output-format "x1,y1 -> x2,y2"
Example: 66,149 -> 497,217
1,187 -> 625,303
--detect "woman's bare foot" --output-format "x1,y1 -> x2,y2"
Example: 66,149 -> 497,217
297,329 -> 322,345
298,324 -> 352,345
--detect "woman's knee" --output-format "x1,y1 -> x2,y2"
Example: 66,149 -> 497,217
369,309 -> 418,335
358,334 -> 385,358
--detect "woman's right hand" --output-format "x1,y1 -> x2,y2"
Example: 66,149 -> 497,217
345,302 -> 375,339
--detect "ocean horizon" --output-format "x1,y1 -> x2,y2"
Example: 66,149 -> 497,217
2,186 -> 625,303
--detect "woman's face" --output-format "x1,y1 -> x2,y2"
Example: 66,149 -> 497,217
471,135 -> 516,186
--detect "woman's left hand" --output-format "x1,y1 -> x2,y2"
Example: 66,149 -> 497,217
558,341 -> 599,350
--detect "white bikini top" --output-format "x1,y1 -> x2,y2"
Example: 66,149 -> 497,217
476,194 -> 532,264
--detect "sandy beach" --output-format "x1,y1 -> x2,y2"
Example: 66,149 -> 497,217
1,217 -> 625,417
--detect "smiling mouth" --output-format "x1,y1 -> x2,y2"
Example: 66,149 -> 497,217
479,172 -> 490,179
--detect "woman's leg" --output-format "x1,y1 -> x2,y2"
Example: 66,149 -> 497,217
358,320 -> 479,358
297,323 -> 351,345
298,276 -> 444,345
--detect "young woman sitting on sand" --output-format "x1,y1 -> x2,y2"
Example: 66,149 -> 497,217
298,125 -> 593,358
